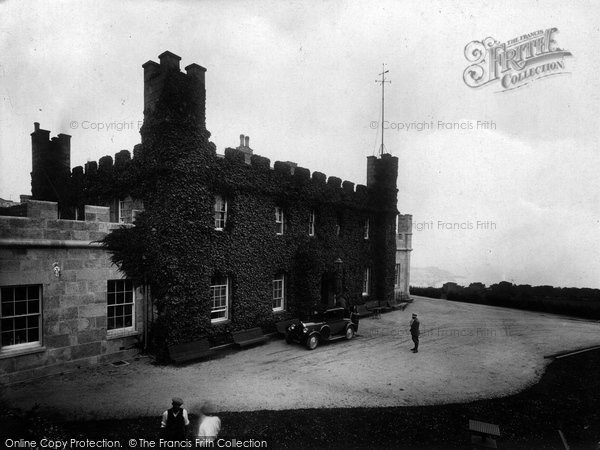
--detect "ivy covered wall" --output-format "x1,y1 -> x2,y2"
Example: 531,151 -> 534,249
33,52 -> 400,352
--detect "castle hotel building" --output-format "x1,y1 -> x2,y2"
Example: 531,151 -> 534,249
0,51 -> 411,382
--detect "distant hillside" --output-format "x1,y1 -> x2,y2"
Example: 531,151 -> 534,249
410,266 -> 464,288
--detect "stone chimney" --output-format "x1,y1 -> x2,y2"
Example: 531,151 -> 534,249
30,123 -> 71,202
236,134 -> 253,164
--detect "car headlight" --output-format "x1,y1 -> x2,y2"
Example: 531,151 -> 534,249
289,324 -> 295,330
302,327 -> 308,334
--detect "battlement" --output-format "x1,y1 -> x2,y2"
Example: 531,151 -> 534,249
141,51 -> 208,138
366,153 -> 398,189
221,146 -> 393,209
27,52 -> 398,220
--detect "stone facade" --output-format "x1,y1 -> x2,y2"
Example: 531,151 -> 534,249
395,214 -> 413,299
0,200 -> 145,383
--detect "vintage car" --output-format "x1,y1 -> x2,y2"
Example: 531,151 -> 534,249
285,306 -> 358,350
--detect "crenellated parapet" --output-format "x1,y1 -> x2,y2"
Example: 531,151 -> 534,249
26,131 -> 140,221
141,51 -> 210,142
220,146 -> 391,211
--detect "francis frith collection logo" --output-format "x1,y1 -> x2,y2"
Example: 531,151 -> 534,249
463,28 -> 572,92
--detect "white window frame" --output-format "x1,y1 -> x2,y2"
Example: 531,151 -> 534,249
118,197 -> 136,224
362,268 -> 371,296
275,207 -> 284,235
107,279 -> 135,334
118,199 -> 127,223
0,285 -> 42,352
210,276 -> 229,323
308,211 -> 315,237
272,274 -> 286,312
214,195 -> 228,230
364,218 -> 370,240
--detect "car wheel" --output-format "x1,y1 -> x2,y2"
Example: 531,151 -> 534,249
345,326 -> 355,340
285,333 -> 293,344
306,334 -> 319,350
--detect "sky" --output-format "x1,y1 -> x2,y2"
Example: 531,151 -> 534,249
1,0 -> 599,288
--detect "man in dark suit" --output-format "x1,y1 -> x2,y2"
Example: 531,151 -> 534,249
410,313 -> 420,353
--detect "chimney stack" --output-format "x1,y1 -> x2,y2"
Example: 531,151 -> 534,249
236,133 -> 253,164
30,123 -> 71,203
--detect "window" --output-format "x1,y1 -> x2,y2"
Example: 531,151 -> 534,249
118,198 -> 135,223
1,285 -> 41,350
117,196 -> 143,224
395,264 -> 401,287
364,218 -> 370,240
362,268 -> 371,296
272,274 -> 286,311
214,195 -> 228,230
107,280 -> 135,332
275,207 -> 284,235
335,214 -> 342,237
308,211 -> 315,236
210,276 -> 229,323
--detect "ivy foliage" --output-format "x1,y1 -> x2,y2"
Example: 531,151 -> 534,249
102,65 -> 399,352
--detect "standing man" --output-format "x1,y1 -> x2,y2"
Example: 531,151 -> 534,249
161,397 -> 190,441
410,313 -> 420,353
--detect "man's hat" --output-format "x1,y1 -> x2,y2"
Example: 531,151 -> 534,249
412,313 -> 417,317
172,397 -> 184,406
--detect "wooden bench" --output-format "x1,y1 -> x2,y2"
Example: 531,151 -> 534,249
356,300 -> 381,318
386,298 -> 409,311
356,304 -> 373,318
469,419 -> 500,448
370,305 -> 387,319
168,338 -> 213,363
232,327 -> 268,347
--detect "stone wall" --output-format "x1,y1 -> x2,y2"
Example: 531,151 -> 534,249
0,200 -> 145,384
395,214 -> 413,298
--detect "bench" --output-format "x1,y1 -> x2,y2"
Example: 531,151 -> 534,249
386,297 -> 409,311
469,419 -> 500,448
370,306 -> 386,319
356,300 -> 381,318
168,338 -> 213,363
232,327 -> 268,348
356,304 -> 373,318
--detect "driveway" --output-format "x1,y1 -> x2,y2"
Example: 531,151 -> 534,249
3,296 -> 600,420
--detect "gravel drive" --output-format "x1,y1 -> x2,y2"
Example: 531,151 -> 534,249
3,296 -> 600,420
